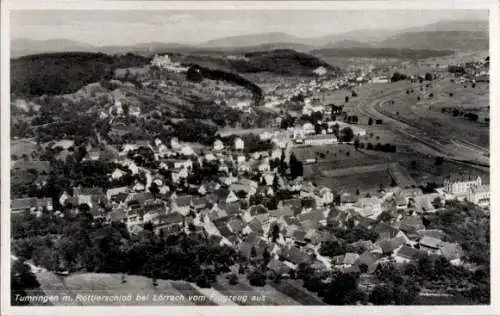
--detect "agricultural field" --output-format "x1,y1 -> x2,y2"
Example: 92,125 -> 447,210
11,139 -> 38,159
33,271 -> 312,306
269,279 -> 325,305
377,78 -> 489,149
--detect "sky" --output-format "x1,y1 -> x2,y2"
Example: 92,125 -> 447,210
10,10 -> 489,46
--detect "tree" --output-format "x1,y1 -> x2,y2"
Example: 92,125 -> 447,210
149,182 -> 160,196
368,118 -> 373,125
435,156 -> 444,166
424,72 -> 433,81
352,90 -> 358,97
228,273 -> 239,285
248,270 -> 266,287
323,273 -> 363,305
270,222 -> 280,243
345,96 -> 349,103
354,138 -> 360,150
289,153 -> 303,180
369,285 -> 394,305
339,127 -> 354,142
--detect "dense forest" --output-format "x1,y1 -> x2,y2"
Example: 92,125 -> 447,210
11,52 -> 150,97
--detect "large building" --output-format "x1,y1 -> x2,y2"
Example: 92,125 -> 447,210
466,184 -> 490,207
304,134 -> 338,146
443,175 -> 482,195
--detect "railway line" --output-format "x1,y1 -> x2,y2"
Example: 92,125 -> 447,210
353,85 -> 490,169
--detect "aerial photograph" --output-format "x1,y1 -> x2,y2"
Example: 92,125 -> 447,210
8,9 -> 490,306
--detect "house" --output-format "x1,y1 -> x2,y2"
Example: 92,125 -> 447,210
193,197 -> 209,211
304,134 -> 337,146
293,230 -> 307,246
343,253 -> 360,267
269,206 -> 294,219
108,208 -> 127,223
234,137 -> 244,150
213,140 -> 225,151
399,215 -> 425,233
222,202 -> 241,217
259,131 -> 274,141
439,242 -> 462,266
179,144 -> 196,156
466,184 -> 490,206
355,251 -> 379,273
373,223 -> 400,240
227,218 -> 245,234
302,123 -> 315,135
73,187 -> 105,210
419,236 -> 443,254
258,160 -> 271,173
247,204 -> 270,224
340,193 -> 358,206
171,195 -> 194,216
443,175 -> 482,195
106,186 -> 130,201
155,212 -> 185,234
11,197 -> 53,214
376,236 -> 407,255
279,198 -> 302,216
353,197 -> 382,218
393,245 -> 423,264
110,168 -> 127,180
238,162 -> 251,173
225,190 -> 239,204
171,169 -> 188,183
12,160 -> 50,174
261,173 -> 275,186
267,258 -> 291,276
280,246 -> 308,268
298,211 -> 326,227
319,187 -> 334,205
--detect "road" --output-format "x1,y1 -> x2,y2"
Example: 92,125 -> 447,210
352,84 -> 489,168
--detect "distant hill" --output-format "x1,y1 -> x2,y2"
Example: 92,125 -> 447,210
403,19 -> 489,33
376,31 -> 488,51
11,52 -> 150,97
201,32 -> 305,48
11,38 -> 96,58
311,47 -> 455,60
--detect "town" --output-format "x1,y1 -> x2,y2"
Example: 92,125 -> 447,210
9,12 -> 490,307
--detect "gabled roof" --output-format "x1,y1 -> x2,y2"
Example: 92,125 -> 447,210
419,236 -> 443,249
343,253 -> 360,265
298,211 -> 325,223
377,236 -> 406,254
249,204 -> 269,216
223,202 -> 241,215
281,246 -> 307,265
227,218 -> 245,234
281,198 -> 302,215
373,222 -> 399,239
174,195 -> 194,207
293,230 -> 307,242
439,242 -> 462,261
395,245 -> 421,261
74,187 -> 104,196
269,206 -> 294,218
157,212 -> 185,225
355,251 -> 379,272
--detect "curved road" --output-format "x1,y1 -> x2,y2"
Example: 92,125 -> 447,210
352,85 -> 489,168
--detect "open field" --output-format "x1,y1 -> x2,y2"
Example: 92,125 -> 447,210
11,139 -> 37,158
32,271 -> 308,306
313,170 -> 393,194
376,78 -> 489,149
270,279 -> 325,305
293,144 -> 375,165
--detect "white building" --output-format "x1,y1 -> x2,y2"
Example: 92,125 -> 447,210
213,140 -> 225,151
466,184 -> 490,206
304,134 -> 338,146
444,176 -> 482,195
234,137 -> 245,151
